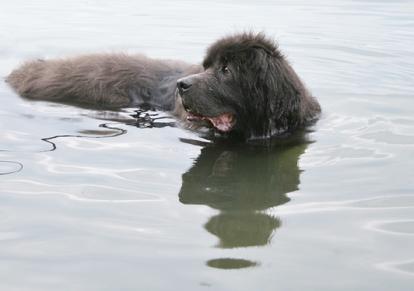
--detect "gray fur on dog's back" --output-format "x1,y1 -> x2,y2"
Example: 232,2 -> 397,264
6,53 -> 200,109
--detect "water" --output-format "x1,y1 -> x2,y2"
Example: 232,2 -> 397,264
1,0 -> 414,290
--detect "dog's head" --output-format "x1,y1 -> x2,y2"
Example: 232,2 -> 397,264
177,32 -> 313,139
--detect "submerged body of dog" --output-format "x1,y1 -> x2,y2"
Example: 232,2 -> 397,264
6,33 -> 321,140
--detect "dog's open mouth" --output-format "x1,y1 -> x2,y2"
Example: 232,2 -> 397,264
186,112 -> 235,132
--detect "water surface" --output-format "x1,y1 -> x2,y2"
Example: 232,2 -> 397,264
1,0 -> 414,290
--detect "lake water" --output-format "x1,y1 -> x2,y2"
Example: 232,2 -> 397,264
1,0 -> 414,290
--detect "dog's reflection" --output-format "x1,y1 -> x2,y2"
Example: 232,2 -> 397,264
75,109 -> 309,264
179,138 -> 308,250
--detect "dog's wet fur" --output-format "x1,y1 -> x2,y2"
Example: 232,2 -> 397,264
6,32 -> 320,140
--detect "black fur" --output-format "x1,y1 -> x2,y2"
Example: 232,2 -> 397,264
178,32 -> 320,139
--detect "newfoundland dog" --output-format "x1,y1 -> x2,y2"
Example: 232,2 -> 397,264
6,32 -> 320,140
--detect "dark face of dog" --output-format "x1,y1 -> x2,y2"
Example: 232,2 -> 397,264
177,33 -> 313,139
177,63 -> 239,134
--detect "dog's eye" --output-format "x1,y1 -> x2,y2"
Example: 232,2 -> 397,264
220,65 -> 230,74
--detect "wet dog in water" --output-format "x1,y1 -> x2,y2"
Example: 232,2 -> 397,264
6,32 -> 320,140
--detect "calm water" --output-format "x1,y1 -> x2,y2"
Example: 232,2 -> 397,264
1,0 -> 414,290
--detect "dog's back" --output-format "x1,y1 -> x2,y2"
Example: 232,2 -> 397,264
6,54 -> 199,109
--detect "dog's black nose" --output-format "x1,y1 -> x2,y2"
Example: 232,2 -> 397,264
177,78 -> 192,94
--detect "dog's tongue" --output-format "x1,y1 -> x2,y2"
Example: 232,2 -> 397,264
186,112 -> 234,132
207,113 -> 234,132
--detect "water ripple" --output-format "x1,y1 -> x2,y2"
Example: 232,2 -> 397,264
0,160 -> 23,175
277,195 -> 414,215
1,180 -> 164,203
365,220 -> 414,236
41,123 -> 127,152
0,123 -> 127,153
359,131 -> 414,145
36,155 -> 145,179
377,260 -> 414,276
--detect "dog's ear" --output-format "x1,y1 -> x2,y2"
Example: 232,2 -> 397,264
239,47 -> 274,88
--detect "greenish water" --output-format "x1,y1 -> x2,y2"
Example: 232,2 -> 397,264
1,0 -> 414,290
